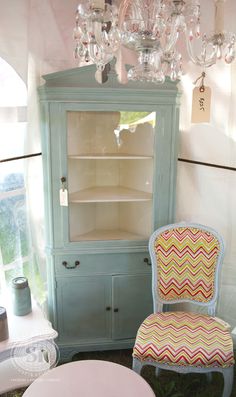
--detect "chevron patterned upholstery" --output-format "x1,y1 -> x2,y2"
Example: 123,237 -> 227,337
132,223 -> 235,397
133,312 -> 234,368
155,227 -> 220,303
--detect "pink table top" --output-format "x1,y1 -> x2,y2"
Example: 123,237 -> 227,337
22,360 -> 155,397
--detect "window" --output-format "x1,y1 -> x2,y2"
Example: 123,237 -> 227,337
0,58 -> 45,301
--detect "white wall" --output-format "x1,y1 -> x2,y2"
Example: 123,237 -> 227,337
175,0 -> 236,327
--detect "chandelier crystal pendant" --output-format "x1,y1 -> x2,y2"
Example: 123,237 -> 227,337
119,0 -> 201,83
73,0 -> 236,84
186,0 -> 236,67
74,0 -> 120,71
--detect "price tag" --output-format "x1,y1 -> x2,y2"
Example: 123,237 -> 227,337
191,86 -> 211,123
59,188 -> 68,207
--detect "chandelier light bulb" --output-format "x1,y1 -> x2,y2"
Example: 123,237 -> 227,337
214,0 -> 225,34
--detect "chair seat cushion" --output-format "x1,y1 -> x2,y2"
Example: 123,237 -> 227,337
133,312 -> 234,368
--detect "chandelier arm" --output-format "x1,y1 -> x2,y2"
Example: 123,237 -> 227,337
164,29 -> 179,53
185,33 -> 217,68
118,0 -> 131,27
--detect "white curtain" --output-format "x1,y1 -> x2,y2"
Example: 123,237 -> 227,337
0,0 -> 82,304
0,57 -> 45,303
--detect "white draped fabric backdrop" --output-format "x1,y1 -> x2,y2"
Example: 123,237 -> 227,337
0,0 -> 235,334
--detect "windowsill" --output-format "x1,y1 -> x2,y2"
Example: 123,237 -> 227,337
0,291 -> 57,357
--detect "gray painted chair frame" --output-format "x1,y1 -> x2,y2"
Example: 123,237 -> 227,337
132,222 -> 234,397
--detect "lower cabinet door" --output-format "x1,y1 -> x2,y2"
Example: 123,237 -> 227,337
56,276 -> 111,342
112,274 -> 153,340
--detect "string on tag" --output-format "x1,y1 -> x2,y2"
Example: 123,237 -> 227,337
61,176 -> 66,192
191,72 -> 211,123
193,72 -> 206,93
60,177 -> 68,207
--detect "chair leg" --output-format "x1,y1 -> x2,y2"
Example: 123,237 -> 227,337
222,366 -> 234,397
206,372 -> 212,383
132,358 -> 142,374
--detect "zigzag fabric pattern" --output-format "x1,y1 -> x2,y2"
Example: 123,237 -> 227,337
155,227 -> 220,302
133,312 -> 235,368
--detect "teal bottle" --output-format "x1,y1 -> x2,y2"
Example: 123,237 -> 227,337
12,277 -> 32,316
0,307 -> 9,341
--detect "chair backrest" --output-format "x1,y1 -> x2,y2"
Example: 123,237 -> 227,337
149,222 -> 224,315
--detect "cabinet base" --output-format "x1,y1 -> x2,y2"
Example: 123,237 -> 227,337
58,339 -> 135,363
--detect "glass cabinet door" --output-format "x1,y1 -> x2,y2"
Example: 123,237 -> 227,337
67,110 -> 155,242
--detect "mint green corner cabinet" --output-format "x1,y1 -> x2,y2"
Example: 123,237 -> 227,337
38,64 -> 180,362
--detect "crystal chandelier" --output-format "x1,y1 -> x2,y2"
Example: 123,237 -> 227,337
73,0 -> 236,84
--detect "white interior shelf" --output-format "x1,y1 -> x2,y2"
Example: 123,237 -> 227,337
67,110 -> 155,241
68,154 -> 153,160
69,186 -> 152,203
71,229 -> 147,241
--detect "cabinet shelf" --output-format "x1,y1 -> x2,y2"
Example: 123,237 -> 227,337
69,186 -> 152,203
71,229 -> 147,241
68,154 -> 153,160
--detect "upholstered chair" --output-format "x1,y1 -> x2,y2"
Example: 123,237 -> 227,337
132,223 -> 234,397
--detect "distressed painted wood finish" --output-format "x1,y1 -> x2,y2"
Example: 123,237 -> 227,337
38,64 -> 180,358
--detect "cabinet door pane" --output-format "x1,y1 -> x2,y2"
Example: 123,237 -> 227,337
67,110 -> 155,242
112,274 -> 153,340
57,276 -> 111,342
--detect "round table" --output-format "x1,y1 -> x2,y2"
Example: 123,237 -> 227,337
22,360 -> 155,397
